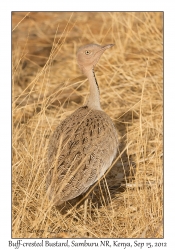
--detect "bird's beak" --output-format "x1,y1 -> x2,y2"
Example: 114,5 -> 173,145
93,44 -> 114,67
102,44 -> 115,50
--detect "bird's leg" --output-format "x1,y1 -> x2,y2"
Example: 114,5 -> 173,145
83,198 -> 88,225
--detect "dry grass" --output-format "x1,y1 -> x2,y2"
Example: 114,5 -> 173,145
12,12 -> 163,238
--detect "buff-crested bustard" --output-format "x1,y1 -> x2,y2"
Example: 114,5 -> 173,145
46,44 -> 119,206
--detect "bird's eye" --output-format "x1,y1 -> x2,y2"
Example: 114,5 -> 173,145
85,50 -> 91,55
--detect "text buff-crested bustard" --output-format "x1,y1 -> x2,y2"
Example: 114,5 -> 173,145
47,44 -> 119,206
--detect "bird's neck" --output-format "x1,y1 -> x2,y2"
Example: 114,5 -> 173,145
85,68 -> 101,110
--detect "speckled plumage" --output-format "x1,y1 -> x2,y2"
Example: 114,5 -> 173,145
47,106 -> 118,205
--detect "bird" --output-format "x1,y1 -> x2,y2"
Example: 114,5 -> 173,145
46,43 -> 119,206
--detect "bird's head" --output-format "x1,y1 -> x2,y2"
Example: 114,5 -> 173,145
76,43 -> 114,75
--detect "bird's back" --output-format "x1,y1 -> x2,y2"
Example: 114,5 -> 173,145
47,106 -> 118,205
